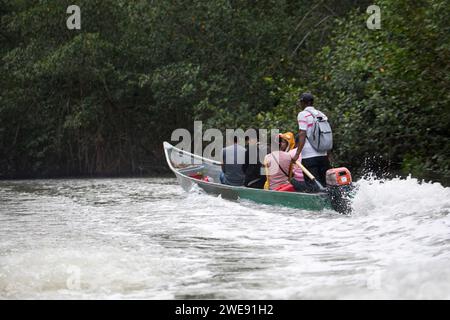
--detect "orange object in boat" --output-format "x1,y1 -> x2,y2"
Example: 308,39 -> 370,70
189,172 -> 203,180
326,167 -> 352,186
274,183 -> 296,192
202,176 -> 213,182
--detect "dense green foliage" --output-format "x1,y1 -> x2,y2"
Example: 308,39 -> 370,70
262,0 -> 450,180
1,0 -> 448,181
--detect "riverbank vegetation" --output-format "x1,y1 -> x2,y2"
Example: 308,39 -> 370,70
1,0 -> 448,182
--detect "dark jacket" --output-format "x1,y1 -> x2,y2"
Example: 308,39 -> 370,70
243,143 -> 267,189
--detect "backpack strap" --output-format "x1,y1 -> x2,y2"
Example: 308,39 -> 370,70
306,108 -> 322,120
305,110 -> 317,143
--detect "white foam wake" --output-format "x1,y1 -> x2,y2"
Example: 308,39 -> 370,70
351,175 -> 450,216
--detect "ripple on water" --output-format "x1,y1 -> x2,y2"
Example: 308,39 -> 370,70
0,176 -> 449,299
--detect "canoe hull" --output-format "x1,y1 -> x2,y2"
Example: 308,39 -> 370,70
170,158 -> 333,212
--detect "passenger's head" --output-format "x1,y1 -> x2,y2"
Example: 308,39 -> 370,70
245,128 -> 259,145
278,134 -> 289,151
280,138 -> 288,151
298,92 -> 314,108
283,132 -> 295,150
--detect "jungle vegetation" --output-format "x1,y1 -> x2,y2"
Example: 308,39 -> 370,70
1,0 -> 449,182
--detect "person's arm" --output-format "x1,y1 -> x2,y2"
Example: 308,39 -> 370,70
221,149 -> 225,173
242,148 -> 249,173
292,111 -> 308,163
291,130 -> 306,163
263,158 -> 270,190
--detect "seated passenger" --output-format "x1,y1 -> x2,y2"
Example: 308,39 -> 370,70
263,133 -> 294,190
289,134 -> 319,193
220,136 -> 246,186
243,129 -> 267,189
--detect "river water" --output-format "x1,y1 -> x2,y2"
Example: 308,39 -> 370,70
1,176 -> 449,299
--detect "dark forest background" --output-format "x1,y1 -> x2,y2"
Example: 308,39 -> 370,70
1,0 -> 449,182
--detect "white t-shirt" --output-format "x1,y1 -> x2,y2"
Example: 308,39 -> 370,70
297,106 -> 328,159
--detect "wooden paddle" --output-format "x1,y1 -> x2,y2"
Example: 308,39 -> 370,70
291,160 -> 326,191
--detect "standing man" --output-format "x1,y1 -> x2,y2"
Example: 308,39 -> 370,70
220,136 -> 246,186
290,92 -> 331,186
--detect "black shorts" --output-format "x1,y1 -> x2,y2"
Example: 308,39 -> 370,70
301,156 -> 331,186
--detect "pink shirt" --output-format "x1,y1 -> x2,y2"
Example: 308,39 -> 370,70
289,148 -> 304,181
264,151 -> 291,190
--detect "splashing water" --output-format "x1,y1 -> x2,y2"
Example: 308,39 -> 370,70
352,175 -> 450,216
0,176 -> 449,299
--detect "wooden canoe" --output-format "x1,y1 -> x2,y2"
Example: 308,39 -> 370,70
163,142 -> 352,213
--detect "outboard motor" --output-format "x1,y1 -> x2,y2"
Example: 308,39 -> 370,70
326,167 -> 354,214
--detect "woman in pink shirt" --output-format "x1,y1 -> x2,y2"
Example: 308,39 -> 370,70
264,133 -> 317,192
264,134 -> 293,190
